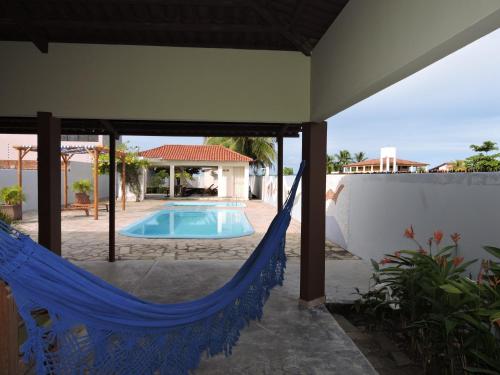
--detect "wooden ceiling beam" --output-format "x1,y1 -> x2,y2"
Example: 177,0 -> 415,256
0,18 -> 276,34
5,0 -> 48,53
246,0 -> 312,56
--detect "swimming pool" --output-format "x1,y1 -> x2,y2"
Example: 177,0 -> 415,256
120,209 -> 254,239
164,201 -> 246,208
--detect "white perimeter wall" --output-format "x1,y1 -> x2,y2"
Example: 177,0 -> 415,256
0,161 -> 109,212
262,173 -> 500,274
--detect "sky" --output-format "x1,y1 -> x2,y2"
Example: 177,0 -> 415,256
124,28 -> 500,173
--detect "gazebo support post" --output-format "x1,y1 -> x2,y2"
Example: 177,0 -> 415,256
300,121 -> 327,307
109,137 -> 116,262
277,135 -> 284,212
37,112 -> 61,255
61,154 -> 71,208
93,149 -> 99,220
121,156 -> 126,210
17,148 -> 23,212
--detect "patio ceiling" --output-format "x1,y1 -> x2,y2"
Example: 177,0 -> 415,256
0,0 -> 349,56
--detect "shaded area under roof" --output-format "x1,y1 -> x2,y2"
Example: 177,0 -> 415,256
0,117 -> 302,137
0,0 -> 349,55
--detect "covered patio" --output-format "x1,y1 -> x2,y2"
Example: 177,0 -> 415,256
1,0 -> 500,373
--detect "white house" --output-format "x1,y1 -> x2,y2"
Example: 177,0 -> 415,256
139,145 -> 252,200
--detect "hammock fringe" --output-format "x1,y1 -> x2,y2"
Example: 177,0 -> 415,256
0,162 -> 304,375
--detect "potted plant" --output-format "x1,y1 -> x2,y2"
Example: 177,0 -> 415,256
0,185 -> 26,221
72,179 -> 92,204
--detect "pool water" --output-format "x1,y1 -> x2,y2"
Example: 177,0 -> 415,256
164,201 -> 246,208
120,209 -> 254,238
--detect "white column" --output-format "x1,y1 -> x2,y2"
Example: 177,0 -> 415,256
393,157 -> 397,173
363,166 -> 366,173
169,164 -> 175,198
380,157 -> 383,172
243,164 -> 250,200
371,165 -> 374,173
217,165 -> 224,198
386,156 -> 390,172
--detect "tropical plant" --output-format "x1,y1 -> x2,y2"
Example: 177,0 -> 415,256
334,150 -> 352,170
0,209 -> 12,224
354,152 -> 368,163
326,154 -> 336,174
357,227 -> 500,374
465,141 -> 500,172
98,142 -> 149,201
71,179 -> 92,194
0,185 -> 26,205
204,137 -> 276,170
149,169 -> 168,188
283,167 -> 294,176
451,160 -> 467,172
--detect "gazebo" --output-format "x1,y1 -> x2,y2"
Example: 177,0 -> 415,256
13,145 -> 128,220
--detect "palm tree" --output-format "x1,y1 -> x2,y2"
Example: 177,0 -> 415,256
326,154 -> 336,174
334,150 -> 352,170
205,137 -> 276,170
451,160 -> 467,172
354,152 -> 368,162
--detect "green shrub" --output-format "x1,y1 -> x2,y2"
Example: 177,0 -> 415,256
0,185 -> 26,205
71,179 -> 92,194
357,227 -> 500,374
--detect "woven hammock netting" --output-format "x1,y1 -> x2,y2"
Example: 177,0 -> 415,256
0,162 -> 305,375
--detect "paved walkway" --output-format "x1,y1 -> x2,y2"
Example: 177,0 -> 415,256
79,259 -> 377,375
17,200 -> 356,262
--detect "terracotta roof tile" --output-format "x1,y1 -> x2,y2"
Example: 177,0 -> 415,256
139,145 -> 253,162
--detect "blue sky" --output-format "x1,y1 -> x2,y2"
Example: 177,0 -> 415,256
125,28 -> 500,173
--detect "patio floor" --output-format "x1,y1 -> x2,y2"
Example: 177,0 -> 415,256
78,259 -> 377,375
16,200 -> 356,262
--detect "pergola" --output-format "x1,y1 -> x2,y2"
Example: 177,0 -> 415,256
12,144 -> 128,220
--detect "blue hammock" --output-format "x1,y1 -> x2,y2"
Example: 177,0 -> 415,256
0,162 -> 304,375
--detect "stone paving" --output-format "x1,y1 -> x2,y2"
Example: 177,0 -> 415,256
16,199 -> 356,262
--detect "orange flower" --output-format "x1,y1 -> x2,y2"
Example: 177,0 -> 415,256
394,251 -> 401,258
452,256 -> 464,267
404,226 -> 415,239
433,230 -> 444,245
379,257 -> 392,265
450,233 -> 461,245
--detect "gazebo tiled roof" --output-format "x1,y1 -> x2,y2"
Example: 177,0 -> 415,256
139,145 -> 253,162
345,158 -> 428,168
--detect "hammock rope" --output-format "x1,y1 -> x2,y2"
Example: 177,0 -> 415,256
0,162 -> 304,375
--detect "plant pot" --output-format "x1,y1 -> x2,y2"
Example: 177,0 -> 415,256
75,192 -> 90,204
0,204 -> 22,220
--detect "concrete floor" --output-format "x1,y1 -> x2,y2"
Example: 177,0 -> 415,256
78,259 -> 376,374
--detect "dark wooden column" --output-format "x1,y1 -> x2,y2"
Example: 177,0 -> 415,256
300,121 -> 327,307
277,135 -> 284,212
37,112 -> 61,255
108,136 -> 116,262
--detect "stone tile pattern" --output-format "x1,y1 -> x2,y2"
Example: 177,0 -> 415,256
16,200 -> 357,262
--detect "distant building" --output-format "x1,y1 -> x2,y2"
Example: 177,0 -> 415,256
344,158 -> 429,173
429,162 -> 454,173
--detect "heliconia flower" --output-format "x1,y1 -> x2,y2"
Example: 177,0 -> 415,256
404,226 -> 415,239
452,256 -> 464,267
450,232 -> 461,245
394,251 -> 401,258
433,230 -> 444,245
379,257 -> 392,265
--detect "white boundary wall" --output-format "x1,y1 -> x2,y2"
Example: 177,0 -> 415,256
262,173 -> 500,273
0,161 -> 109,212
